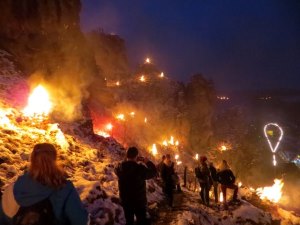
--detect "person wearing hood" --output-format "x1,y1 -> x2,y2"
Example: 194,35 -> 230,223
115,147 -> 156,225
217,160 -> 239,208
0,143 -> 89,225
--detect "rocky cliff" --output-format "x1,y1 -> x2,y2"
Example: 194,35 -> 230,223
0,0 -> 103,124
86,30 -> 130,81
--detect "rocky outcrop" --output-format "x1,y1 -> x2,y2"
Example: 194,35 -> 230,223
185,74 -> 215,151
104,63 -> 215,152
0,0 -> 104,125
86,30 -> 130,81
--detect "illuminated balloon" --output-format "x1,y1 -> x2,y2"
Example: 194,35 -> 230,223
263,123 -> 283,166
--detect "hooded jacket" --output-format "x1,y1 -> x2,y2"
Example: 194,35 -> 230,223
0,173 -> 89,225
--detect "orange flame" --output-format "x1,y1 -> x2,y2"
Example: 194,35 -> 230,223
151,144 -> 158,156
256,179 -> 284,203
23,85 -> 52,118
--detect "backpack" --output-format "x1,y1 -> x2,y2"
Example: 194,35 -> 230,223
195,167 -> 204,180
13,198 -> 55,225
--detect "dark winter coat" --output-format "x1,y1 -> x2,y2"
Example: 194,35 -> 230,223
217,169 -> 236,186
209,165 -> 218,182
115,160 -> 157,207
195,162 -> 212,184
0,173 -> 89,225
160,162 -> 175,188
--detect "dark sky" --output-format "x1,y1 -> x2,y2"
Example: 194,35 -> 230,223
81,0 -> 300,91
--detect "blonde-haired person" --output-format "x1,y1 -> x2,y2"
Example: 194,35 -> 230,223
217,160 -> 239,209
0,143 -> 89,225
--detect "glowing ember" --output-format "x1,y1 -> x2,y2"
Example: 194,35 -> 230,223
145,58 -> 151,63
144,117 -> 148,123
175,140 -> 179,146
256,179 -> 284,203
130,112 -> 135,117
96,130 -> 110,138
140,75 -> 146,82
105,123 -> 113,131
175,154 -> 179,160
238,182 -> 242,188
162,140 -> 168,146
195,154 -> 199,160
160,72 -> 164,78
151,144 -> 158,156
23,85 -> 52,118
116,114 -> 125,121
273,155 -> 277,166
116,81 -> 120,86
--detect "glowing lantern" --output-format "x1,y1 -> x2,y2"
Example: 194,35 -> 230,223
177,161 -> 182,165
145,58 -> 151,63
151,144 -> 158,156
105,123 -> 113,131
169,136 -> 174,145
140,75 -> 146,82
263,123 -> 283,166
220,192 -> 224,202
116,114 -> 125,121
256,179 -> 284,203
162,140 -> 168,146
220,145 -> 227,151
23,85 -> 52,118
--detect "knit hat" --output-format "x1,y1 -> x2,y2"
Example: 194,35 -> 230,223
200,155 -> 207,162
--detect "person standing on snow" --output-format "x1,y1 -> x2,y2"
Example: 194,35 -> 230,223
160,154 -> 176,208
0,143 -> 89,225
209,162 -> 219,203
115,147 -> 157,225
195,156 -> 212,206
217,160 -> 239,208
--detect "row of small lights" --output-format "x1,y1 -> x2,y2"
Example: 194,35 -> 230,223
108,57 -> 165,87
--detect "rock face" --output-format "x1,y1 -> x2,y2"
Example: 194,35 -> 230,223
105,63 -> 215,152
0,0 -> 104,129
185,74 -> 215,151
86,30 -> 130,81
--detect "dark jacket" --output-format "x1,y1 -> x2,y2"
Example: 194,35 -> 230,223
0,173 -> 89,225
160,162 -> 175,187
195,162 -> 212,184
217,169 -> 236,185
115,160 -> 156,207
209,165 -> 218,182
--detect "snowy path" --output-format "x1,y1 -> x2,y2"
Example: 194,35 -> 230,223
153,187 -> 275,225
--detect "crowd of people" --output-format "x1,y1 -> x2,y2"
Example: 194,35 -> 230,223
0,144 -> 239,225
195,156 -> 239,209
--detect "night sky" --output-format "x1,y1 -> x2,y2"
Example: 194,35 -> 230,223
81,1 -> 300,91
